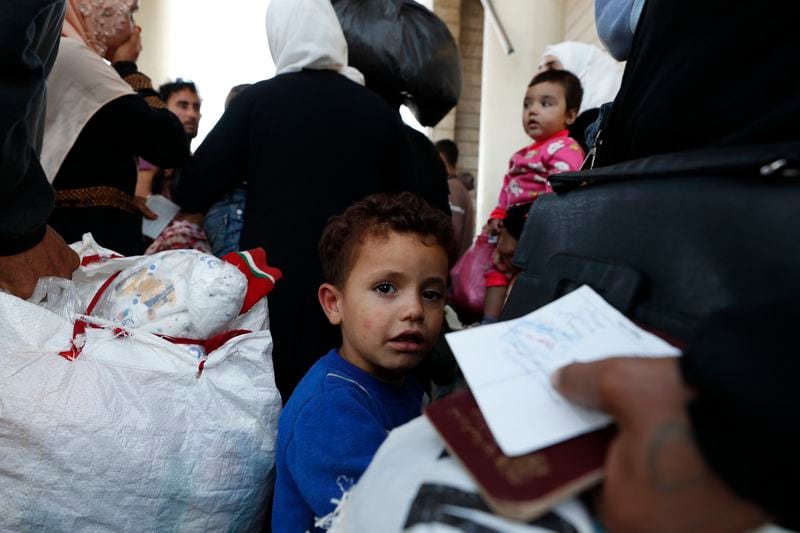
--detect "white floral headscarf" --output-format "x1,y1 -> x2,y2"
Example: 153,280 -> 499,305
62,0 -> 138,57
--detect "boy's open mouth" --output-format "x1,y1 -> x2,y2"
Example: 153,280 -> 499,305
387,331 -> 426,351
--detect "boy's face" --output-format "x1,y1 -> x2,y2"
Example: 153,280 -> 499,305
522,81 -> 577,142
319,232 -> 449,381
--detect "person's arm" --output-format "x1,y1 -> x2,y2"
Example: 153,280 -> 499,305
172,94 -> 250,213
490,170 -> 513,222
285,389 -> 390,519
0,1 -> 80,298
546,139 -> 585,176
93,60 -> 189,170
0,0 -> 64,255
0,226 -> 80,299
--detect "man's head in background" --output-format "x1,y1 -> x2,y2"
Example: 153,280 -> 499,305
225,83 -> 252,110
159,79 -> 202,139
434,139 -> 458,177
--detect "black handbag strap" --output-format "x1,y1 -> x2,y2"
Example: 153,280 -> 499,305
552,141 -> 800,192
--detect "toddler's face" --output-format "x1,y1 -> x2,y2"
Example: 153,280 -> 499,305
321,232 -> 448,381
522,81 -> 576,142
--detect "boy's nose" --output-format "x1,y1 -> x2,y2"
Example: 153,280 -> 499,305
401,295 -> 425,322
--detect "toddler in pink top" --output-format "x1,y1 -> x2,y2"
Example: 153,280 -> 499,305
483,70 -> 586,321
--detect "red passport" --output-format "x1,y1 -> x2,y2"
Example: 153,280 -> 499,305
425,388 -> 615,522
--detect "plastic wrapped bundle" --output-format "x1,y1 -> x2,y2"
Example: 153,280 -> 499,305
333,0 -> 462,126
0,235 -> 282,531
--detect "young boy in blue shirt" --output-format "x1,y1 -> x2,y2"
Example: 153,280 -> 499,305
272,192 -> 457,532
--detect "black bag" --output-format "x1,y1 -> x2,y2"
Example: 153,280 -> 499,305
332,0 -> 462,127
502,141 -> 800,343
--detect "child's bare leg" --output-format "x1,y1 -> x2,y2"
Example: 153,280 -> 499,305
483,285 -> 507,322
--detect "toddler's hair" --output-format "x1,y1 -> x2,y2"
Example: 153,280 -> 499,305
319,192 -> 457,286
528,70 -> 583,113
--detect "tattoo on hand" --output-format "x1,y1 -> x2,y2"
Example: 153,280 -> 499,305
646,421 -> 707,492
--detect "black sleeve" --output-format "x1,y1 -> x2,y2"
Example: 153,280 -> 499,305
403,125 -> 451,216
680,303 -> 799,529
0,0 -> 65,255
90,78 -> 190,170
172,93 -> 249,213
112,61 -> 169,111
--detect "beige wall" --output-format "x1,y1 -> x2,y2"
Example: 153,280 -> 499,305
135,1 -> 170,87
476,0 -> 566,225
452,0 -> 484,179
565,0 -> 602,47
433,0 -> 483,180
432,0 -> 461,142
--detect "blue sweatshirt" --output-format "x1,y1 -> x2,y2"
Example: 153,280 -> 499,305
272,349 -> 425,532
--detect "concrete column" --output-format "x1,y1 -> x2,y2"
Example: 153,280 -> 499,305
135,1 -> 171,86
476,0 -> 565,226
432,0 -> 462,142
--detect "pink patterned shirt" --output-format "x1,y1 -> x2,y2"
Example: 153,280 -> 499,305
489,130 -> 585,220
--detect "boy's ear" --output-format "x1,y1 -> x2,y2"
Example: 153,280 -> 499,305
565,108 -> 578,126
318,283 -> 343,326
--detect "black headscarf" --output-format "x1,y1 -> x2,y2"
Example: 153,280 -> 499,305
596,0 -> 800,167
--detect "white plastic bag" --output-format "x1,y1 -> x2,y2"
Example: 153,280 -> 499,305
26,276 -> 82,320
326,417 -> 594,533
0,235 -> 281,531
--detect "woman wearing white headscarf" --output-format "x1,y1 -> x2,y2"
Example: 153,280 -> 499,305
539,41 -> 623,150
173,0 -> 448,405
42,0 -> 189,256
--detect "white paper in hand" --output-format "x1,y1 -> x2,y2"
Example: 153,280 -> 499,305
445,286 -> 680,457
141,194 -> 180,239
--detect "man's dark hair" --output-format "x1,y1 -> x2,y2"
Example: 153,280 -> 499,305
528,70 -> 583,113
435,139 -> 459,168
319,192 -> 457,287
225,83 -> 252,109
158,78 -> 198,102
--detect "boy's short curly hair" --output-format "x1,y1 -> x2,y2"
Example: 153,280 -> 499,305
319,192 -> 457,287
528,69 -> 584,113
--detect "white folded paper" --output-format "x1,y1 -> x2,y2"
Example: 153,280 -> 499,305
446,286 -> 681,456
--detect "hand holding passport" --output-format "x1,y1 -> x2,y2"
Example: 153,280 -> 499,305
434,287 -> 682,523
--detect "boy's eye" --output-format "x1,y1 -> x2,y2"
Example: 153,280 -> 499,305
422,289 -> 444,302
374,282 -> 397,295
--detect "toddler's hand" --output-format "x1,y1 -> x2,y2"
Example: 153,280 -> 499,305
487,218 -> 503,235
494,229 -> 518,273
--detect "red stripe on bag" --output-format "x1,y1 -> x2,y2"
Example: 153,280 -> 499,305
59,271 -> 122,360
158,329 -> 253,353
81,254 -> 123,267
158,330 -> 253,377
